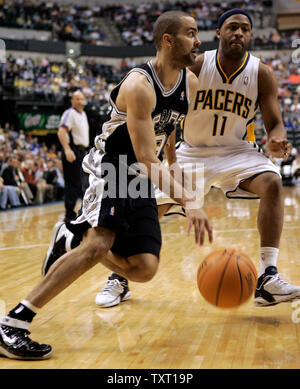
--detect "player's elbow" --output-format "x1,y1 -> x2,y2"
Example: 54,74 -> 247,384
135,151 -> 158,169
134,154 -> 159,179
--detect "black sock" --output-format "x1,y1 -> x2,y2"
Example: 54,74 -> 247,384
8,302 -> 36,323
112,273 -> 128,283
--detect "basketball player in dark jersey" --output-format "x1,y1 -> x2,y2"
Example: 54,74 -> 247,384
0,11 -> 213,360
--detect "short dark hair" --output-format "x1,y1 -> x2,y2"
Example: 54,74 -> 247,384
153,10 -> 191,50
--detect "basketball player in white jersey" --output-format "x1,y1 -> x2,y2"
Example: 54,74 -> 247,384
0,11 -> 213,360
95,8 -> 300,308
164,8 -> 300,307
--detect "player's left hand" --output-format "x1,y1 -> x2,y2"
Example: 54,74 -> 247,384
186,208 -> 213,246
268,137 -> 292,161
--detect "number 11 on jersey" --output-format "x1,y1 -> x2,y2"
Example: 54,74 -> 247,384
212,114 -> 227,136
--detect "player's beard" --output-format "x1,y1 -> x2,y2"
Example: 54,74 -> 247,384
222,38 -> 249,60
170,40 -> 196,69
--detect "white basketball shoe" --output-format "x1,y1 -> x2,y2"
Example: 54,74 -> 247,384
95,273 -> 131,308
254,266 -> 300,306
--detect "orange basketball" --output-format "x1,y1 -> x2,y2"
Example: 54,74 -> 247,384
197,248 -> 257,309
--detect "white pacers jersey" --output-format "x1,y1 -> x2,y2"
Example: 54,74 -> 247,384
184,49 -> 259,147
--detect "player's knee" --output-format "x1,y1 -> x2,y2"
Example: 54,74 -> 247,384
79,227 -> 115,265
261,174 -> 282,198
132,254 -> 159,282
81,237 -> 111,265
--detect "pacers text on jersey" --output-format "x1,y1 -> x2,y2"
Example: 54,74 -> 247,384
193,88 -> 253,119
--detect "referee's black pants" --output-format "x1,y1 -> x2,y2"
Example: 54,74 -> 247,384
62,146 -> 88,222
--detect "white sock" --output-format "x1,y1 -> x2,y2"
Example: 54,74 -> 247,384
21,299 -> 40,313
65,230 -> 74,252
259,247 -> 279,277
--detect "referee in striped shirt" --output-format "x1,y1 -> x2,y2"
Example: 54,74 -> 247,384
58,90 -> 89,222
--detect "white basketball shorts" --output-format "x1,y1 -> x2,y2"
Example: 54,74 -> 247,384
156,141 -> 281,207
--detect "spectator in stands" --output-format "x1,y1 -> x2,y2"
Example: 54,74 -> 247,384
16,129 -> 27,149
53,158 -> 65,200
21,159 -> 44,204
0,150 -> 6,176
2,156 -> 21,188
291,30 -> 300,42
0,176 -> 21,210
291,96 -> 300,113
45,144 -> 57,159
32,158 -> 54,204
30,137 -> 41,155
0,177 -> 7,209
283,115 -> 294,131
1,156 -> 26,206
14,157 -> 34,204
292,116 -> 300,128
42,159 -> 58,201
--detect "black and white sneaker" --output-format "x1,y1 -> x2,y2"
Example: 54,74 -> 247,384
41,221 -> 67,276
0,317 -> 52,360
254,266 -> 300,307
95,273 -> 131,308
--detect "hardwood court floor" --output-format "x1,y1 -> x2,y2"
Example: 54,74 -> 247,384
1,186 -> 300,369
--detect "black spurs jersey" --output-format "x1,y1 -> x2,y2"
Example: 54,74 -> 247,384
95,60 -> 189,165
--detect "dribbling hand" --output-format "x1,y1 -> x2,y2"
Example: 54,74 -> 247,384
186,208 -> 213,246
268,137 -> 292,161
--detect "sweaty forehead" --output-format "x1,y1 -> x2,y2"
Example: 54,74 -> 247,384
222,14 -> 251,27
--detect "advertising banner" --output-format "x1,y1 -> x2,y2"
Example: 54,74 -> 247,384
17,112 -> 61,136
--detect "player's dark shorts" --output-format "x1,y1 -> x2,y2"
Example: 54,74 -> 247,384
67,152 -> 162,259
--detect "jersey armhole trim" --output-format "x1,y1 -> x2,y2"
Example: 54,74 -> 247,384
110,68 -> 156,115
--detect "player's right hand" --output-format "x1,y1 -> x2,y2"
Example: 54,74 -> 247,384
65,149 -> 76,163
185,208 -> 213,246
268,137 -> 292,161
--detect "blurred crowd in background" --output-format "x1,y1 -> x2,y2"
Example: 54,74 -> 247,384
0,123 -> 64,209
0,55 -> 123,115
1,52 -> 299,121
0,0 -> 298,47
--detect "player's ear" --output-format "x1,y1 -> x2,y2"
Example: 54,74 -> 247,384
162,33 -> 172,46
216,29 -> 221,40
